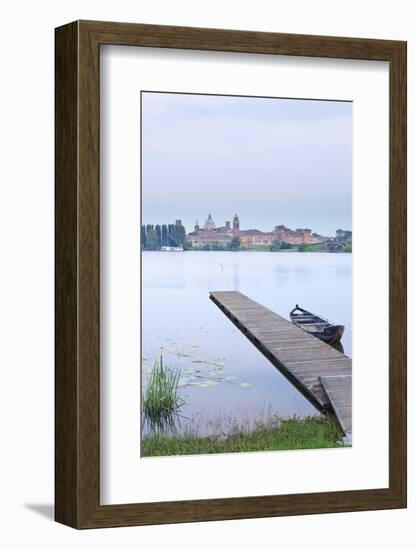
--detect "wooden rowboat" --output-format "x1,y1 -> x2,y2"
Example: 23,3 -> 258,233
290,304 -> 344,344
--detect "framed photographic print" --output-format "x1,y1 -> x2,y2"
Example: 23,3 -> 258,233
55,20 -> 406,528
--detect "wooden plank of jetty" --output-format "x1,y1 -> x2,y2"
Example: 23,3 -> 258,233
209,291 -> 352,433
320,375 -> 352,436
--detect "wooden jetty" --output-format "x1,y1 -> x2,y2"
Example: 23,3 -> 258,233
209,290 -> 352,437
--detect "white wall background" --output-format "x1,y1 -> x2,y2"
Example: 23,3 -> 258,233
0,0 -> 414,548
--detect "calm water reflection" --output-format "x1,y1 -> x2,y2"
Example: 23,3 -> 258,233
141,251 -> 352,435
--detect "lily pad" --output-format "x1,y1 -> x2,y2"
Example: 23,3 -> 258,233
204,380 -> 219,387
240,382 -> 252,388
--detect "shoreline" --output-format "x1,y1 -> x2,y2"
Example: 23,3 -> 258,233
142,415 -> 346,457
142,248 -> 352,253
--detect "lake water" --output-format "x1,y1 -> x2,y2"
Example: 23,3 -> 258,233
141,251 -> 352,435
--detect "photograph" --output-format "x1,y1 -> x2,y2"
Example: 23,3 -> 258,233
140,91 -> 353,457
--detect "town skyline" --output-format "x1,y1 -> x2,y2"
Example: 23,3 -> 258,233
141,211 -> 351,238
141,214 -> 352,252
141,92 -> 352,236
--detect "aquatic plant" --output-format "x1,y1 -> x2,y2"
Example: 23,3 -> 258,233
142,355 -> 185,422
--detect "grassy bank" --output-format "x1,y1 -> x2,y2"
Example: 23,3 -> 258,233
142,415 -> 345,457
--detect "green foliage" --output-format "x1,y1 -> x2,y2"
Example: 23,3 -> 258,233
167,224 -> 174,246
142,356 -> 184,421
168,223 -> 186,247
227,237 -> 241,250
155,225 -> 162,248
145,226 -> 159,250
270,240 -> 293,251
298,243 -> 313,252
344,243 -> 352,253
142,415 -> 345,456
142,221 -> 186,250
185,238 -> 240,251
336,229 -> 352,243
161,224 -> 168,246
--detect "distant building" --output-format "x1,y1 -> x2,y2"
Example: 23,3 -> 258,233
239,229 -> 276,246
187,213 -> 233,247
274,225 -> 312,245
232,214 -> 240,238
186,214 -> 330,248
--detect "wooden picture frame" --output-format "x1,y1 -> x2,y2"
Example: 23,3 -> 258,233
55,20 -> 407,528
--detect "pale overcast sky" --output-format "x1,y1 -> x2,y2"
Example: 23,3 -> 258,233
141,92 -> 352,236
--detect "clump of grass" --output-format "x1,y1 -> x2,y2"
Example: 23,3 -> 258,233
142,356 -> 184,422
142,415 -> 345,457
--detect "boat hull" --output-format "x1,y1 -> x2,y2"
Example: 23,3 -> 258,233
310,324 -> 344,344
289,305 -> 344,344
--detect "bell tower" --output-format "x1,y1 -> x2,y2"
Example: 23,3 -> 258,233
233,214 -> 240,237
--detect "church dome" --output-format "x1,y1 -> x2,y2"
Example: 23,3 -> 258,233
204,213 -> 216,229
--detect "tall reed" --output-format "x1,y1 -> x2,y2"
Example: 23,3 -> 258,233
142,356 -> 184,421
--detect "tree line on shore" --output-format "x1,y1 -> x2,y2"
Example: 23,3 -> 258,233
141,224 -> 186,250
